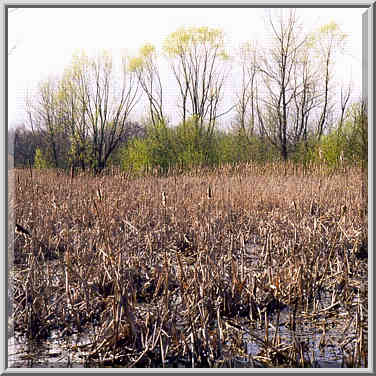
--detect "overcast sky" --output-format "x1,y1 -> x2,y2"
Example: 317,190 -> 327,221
8,7 -> 365,128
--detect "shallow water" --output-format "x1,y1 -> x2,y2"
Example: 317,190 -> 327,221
242,307 -> 350,368
8,331 -> 90,368
8,242 -> 367,368
7,302 -> 357,369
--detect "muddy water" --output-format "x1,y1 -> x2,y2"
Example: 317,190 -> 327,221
8,242 -> 366,368
8,332 -> 90,368
8,301 -> 357,368
242,305 -> 351,368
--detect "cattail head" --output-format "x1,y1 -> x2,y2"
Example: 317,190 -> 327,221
341,204 -> 347,216
207,185 -> 212,199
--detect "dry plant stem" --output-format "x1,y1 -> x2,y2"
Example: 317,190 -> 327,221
11,163 -> 367,368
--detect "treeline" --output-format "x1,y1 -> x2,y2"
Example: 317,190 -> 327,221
9,10 -> 367,173
10,103 -> 366,173
120,107 -> 366,174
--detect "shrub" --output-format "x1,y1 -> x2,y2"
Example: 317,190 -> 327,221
33,148 -> 50,169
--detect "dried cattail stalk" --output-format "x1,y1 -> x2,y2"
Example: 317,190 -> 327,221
28,160 -> 33,180
70,165 -> 75,181
97,187 -> 102,201
11,163 -> 366,366
341,204 -> 347,216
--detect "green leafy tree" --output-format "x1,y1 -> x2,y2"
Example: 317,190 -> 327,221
175,118 -> 206,167
122,121 -> 176,174
340,100 -> 367,164
146,121 -> 177,172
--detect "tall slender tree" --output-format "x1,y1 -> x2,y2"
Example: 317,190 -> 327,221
129,44 -> 166,126
163,26 -> 231,136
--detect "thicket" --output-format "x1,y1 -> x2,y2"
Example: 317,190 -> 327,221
118,104 -> 367,175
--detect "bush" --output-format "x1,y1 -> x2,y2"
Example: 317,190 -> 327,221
174,118 -> 218,168
33,148 -> 50,169
121,138 -> 151,174
121,121 -> 177,174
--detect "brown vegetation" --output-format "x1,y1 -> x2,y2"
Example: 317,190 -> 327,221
9,162 -> 367,367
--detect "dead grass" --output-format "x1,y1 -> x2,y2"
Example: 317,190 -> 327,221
9,162 -> 367,367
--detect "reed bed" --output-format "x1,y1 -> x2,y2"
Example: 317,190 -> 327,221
9,162 -> 367,367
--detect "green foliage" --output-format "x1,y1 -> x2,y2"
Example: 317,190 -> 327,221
128,56 -> 144,71
120,116 -> 290,174
120,118 -> 222,174
314,132 -> 344,169
216,132 -> 239,164
174,118 -> 218,168
140,43 -> 155,57
68,134 -> 93,170
308,108 -> 367,170
215,128 -> 280,165
163,26 -> 227,57
216,131 -> 252,164
121,138 -> 151,174
147,122 -> 177,172
343,102 -> 368,164
129,43 -> 157,72
34,148 -> 50,169
121,121 -> 176,174
291,138 -> 317,166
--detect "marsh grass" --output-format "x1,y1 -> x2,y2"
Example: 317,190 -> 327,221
10,162 -> 367,367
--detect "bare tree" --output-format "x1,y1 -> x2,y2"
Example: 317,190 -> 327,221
255,10 -> 308,160
252,10 -> 348,160
26,77 -> 66,168
69,50 -> 140,172
235,41 -> 258,141
129,44 -> 165,126
163,26 -> 232,136
338,82 -> 352,130
26,50 -> 140,172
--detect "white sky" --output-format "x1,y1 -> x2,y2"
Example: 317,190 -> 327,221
8,7 -> 365,128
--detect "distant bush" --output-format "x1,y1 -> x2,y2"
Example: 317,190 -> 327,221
34,148 -> 51,169
121,121 -> 176,174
